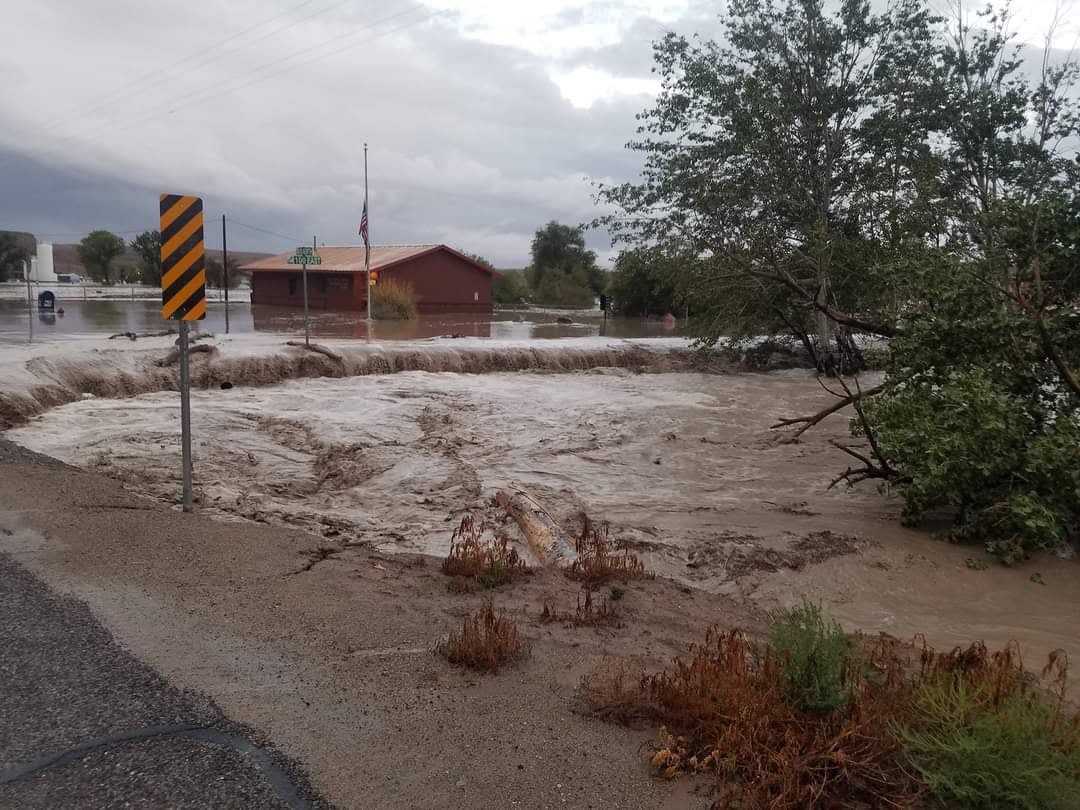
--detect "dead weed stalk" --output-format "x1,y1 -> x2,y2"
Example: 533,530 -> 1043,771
437,600 -> 529,673
442,514 -> 527,591
567,519 -> 650,586
540,587 -> 621,627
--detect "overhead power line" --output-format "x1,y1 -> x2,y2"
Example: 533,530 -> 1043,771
14,4 -> 440,163
17,0 -> 327,142
223,218 -> 302,244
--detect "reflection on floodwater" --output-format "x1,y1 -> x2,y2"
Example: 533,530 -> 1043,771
0,299 -> 683,343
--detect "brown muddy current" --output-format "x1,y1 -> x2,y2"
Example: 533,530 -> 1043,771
8,365 -> 1080,673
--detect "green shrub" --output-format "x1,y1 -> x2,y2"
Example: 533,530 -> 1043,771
371,278 -> 418,320
769,601 -> 852,714
894,678 -> 1080,809
859,368 -> 1079,562
531,272 -> 595,308
493,269 -> 530,307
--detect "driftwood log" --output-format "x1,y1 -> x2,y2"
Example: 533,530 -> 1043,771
495,488 -> 577,566
155,343 -> 216,367
109,329 -> 176,340
285,341 -> 344,362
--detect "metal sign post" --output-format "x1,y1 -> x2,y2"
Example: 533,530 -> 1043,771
177,320 -> 193,510
287,245 -> 321,347
159,193 -> 207,514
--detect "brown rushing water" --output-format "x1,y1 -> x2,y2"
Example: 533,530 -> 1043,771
10,366 -> 1079,676
0,299 -> 682,343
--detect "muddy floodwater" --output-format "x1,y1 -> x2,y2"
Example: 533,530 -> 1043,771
10,366 -> 1080,671
0,299 -> 681,343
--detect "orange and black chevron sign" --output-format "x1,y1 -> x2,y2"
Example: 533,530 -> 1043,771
159,194 -> 206,320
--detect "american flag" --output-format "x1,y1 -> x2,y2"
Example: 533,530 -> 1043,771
358,200 -> 369,259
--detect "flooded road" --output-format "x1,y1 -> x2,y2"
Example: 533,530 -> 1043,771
0,299 -> 682,344
10,366 -> 1080,673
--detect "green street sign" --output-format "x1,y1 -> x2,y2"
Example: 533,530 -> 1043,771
287,254 -> 322,265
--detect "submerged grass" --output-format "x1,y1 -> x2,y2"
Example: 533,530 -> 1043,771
581,610 -> 1080,809
370,278 -> 418,320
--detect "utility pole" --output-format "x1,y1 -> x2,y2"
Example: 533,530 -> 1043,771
222,213 -> 230,334
25,259 -> 32,344
303,235 -> 313,347
364,142 -> 372,322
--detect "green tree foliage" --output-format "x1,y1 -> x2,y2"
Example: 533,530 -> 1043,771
0,232 -> 30,282
493,269 -> 529,307
77,230 -> 127,284
130,230 -> 161,285
598,0 -> 940,370
528,221 -> 603,307
606,247 -> 685,316
854,8 -> 1080,561
601,0 -> 1080,561
205,255 -> 243,289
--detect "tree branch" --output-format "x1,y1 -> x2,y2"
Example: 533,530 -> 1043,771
748,267 -> 900,338
771,382 -> 885,443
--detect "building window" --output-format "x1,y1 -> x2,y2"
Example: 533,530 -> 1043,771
474,291 -> 479,301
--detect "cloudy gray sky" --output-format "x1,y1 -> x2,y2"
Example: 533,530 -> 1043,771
0,0 -> 1071,266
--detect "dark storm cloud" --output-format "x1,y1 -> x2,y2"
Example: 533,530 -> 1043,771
1,1 -> 682,265
10,1 -> 1060,266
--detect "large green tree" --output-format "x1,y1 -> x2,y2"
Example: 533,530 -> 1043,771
528,221 -> 603,307
605,246 -> 686,317
598,0 -> 941,370
130,230 -> 161,285
851,6 -> 1080,561
601,0 -> 1080,561
0,232 -> 30,282
77,230 -> 127,284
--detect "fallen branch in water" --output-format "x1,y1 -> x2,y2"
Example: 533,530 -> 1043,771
155,343 -> 216,367
109,329 -> 176,340
826,440 -> 897,488
285,341 -> 344,362
771,380 -> 884,443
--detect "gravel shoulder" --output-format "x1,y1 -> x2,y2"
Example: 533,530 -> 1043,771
0,438 -> 759,809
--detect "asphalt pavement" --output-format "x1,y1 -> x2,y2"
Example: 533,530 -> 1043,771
0,551 -> 330,809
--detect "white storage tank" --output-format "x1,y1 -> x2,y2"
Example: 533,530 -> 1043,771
31,242 -> 57,283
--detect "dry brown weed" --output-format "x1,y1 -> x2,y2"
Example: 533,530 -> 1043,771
566,519 -> 650,586
580,628 -> 1075,809
437,600 -> 529,673
540,588 -> 621,627
442,515 -> 527,590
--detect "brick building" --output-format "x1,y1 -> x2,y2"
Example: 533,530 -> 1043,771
242,244 -> 498,313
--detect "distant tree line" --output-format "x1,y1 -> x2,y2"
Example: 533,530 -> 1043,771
0,232 -> 30,282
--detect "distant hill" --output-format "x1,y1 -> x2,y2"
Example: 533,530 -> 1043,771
1,231 -> 272,279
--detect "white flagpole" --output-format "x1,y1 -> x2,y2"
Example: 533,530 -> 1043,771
364,142 -> 372,323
